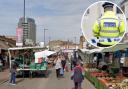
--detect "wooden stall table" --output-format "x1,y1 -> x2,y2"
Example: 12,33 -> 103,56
17,68 -> 47,78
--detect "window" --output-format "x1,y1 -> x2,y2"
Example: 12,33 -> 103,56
116,7 -> 122,14
87,9 -> 90,14
85,9 -> 90,16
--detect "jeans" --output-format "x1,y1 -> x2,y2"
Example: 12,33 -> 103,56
10,73 -> 16,84
56,68 -> 60,78
74,82 -> 82,89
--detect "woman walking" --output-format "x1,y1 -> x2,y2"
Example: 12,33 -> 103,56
71,62 -> 84,89
54,55 -> 62,78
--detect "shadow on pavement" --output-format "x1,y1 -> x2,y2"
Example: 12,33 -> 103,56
32,70 -> 52,78
16,78 -> 25,84
16,69 -> 52,78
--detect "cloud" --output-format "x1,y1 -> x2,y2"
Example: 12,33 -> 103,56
35,14 -> 82,42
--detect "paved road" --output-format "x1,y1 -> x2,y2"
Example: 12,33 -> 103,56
0,68 -> 96,89
0,69 -> 9,83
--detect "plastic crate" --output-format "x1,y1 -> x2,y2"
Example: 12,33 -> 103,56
29,63 -> 36,69
36,63 -> 41,70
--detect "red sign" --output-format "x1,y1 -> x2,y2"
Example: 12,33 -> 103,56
16,28 -> 23,46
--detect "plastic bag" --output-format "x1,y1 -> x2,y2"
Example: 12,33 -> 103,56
60,68 -> 64,75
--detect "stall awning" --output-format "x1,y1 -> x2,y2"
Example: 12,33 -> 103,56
35,50 -> 56,58
102,43 -> 128,52
8,46 -> 45,50
80,43 -> 128,54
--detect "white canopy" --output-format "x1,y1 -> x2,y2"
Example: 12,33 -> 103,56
8,46 -> 45,50
80,48 -> 103,54
34,50 -> 56,63
35,50 -> 56,59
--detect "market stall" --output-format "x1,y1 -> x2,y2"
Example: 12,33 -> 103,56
7,47 -> 53,78
78,43 -> 128,89
34,50 -> 56,70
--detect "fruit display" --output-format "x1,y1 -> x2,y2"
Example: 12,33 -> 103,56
90,72 -> 108,77
102,78 -> 128,89
85,68 -> 128,89
113,84 -> 128,89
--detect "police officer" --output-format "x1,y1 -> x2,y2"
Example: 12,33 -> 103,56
93,2 -> 125,47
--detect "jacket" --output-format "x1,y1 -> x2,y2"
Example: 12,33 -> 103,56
93,11 -> 125,46
71,65 -> 84,82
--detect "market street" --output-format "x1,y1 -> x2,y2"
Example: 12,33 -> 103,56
0,68 -> 96,89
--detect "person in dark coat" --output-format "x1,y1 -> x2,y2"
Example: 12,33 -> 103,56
61,55 -> 66,70
0,54 -> 4,67
71,62 -> 84,89
96,53 -> 102,68
71,51 -> 78,70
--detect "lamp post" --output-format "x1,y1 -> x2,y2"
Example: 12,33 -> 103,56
74,37 -> 76,49
22,0 -> 26,78
24,0 -> 25,22
23,0 -> 26,45
44,29 -> 48,46
49,36 -> 51,50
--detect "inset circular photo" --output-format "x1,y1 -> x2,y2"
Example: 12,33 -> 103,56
81,1 -> 126,48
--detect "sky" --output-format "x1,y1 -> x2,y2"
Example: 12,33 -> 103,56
0,0 -> 122,43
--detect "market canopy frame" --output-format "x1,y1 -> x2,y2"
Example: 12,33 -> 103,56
79,43 -> 128,54
7,46 -> 46,69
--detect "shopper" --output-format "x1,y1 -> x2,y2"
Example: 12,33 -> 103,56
0,54 -> 4,67
60,55 -> 66,77
71,51 -> 78,71
54,55 -> 62,78
3,56 -> 7,67
61,56 -> 66,70
71,62 -> 84,89
9,60 -> 17,85
0,60 -> 3,71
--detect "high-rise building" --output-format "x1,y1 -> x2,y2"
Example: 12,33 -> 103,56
79,35 -> 86,49
18,17 -> 36,45
120,0 -> 128,43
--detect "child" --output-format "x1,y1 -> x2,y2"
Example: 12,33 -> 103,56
71,62 -> 84,89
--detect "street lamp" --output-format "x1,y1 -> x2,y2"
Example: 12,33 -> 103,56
23,0 -> 26,45
74,37 -> 76,49
49,36 -> 51,50
24,0 -> 25,22
44,29 -> 48,46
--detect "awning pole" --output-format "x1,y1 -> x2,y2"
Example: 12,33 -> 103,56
8,49 -> 11,69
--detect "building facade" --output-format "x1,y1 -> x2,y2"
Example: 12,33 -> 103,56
120,0 -> 128,43
6,36 -> 16,41
79,35 -> 86,49
18,17 -> 36,45
120,0 -> 128,18
48,40 -> 79,51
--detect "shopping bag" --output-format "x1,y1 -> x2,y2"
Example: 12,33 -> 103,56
71,75 -> 73,80
60,68 -> 64,75
71,71 -> 74,80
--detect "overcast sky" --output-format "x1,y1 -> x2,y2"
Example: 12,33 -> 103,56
0,0 -> 122,43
